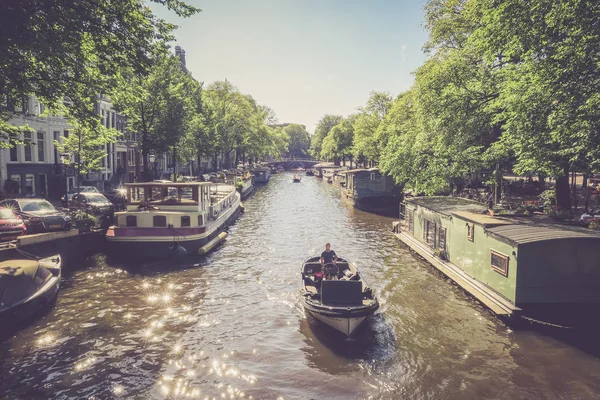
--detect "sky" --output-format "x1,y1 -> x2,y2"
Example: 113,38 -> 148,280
152,0 -> 429,133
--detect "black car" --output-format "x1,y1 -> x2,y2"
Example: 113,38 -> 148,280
71,193 -> 114,216
0,198 -> 72,233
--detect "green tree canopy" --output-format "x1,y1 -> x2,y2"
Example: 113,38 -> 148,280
283,124 -> 310,159
310,115 -> 343,158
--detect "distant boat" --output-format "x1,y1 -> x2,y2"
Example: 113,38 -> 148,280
293,175 -> 301,183
0,255 -> 62,323
300,256 -> 379,336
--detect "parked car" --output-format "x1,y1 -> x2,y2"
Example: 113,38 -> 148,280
0,198 -> 71,233
0,207 -> 26,240
71,193 -> 114,216
579,207 -> 600,225
62,186 -> 99,206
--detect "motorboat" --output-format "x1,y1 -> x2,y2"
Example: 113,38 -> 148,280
293,175 -> 301,183
300,256 -> 379,336
0,255 -> 61,323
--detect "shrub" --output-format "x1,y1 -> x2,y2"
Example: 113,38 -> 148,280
589,219 -> 600,230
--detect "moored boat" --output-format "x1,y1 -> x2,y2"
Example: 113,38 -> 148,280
300,256 -> 379,336
0,255 -> 62,323
293,175 -> 301,183
251,167 -> 271,184
106,182 -> 242,260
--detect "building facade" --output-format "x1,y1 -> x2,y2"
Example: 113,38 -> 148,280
1,95 -> 141,200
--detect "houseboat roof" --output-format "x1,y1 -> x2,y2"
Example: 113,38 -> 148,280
451,211 -> 511,228
340,167 -> 380,174
487,224 -> 600,245
124,182 -> 213,187
405,196 -> 488,216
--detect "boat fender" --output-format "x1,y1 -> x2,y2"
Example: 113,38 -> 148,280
171,243 -> 188,259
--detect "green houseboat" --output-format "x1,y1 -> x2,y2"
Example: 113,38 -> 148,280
393,197 -> 600,326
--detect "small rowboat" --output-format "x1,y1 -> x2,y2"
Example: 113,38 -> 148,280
293,178 -> 301,183
300,256 -> 379,336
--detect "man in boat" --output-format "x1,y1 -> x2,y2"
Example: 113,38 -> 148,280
320,243 -> 337,265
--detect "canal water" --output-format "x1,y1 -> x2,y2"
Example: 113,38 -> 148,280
1,172 -> 600,400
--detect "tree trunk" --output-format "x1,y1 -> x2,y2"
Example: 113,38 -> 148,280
142,148 -> 150,182
555,164 -> 571,212
583,174 -> 589,212
571,171 -> 577,212
538,173 -> 545,193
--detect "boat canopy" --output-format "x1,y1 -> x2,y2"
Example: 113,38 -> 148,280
0,260 -> 50,306
123,182 -> 215,205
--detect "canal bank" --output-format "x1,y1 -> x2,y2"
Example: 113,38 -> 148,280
1,172 -> 600,399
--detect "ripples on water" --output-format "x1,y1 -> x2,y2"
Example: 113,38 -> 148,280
1,173 -> 600,399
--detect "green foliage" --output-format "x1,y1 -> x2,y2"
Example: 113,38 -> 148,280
283,124 -> 310,159
320,119 -> 354,163
0,0 -> 200,141
310,115 -> 343,158
56,117 -> 119,174
538,190 -> 556,214
113,52 -> 198,180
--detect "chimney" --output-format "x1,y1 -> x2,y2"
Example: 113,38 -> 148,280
179,49 -> 186,68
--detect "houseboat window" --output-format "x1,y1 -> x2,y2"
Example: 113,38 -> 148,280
198,215 -> 203,226
370,173 -> 376,181
467,223 -> 474,242
438,227 -> 446,251
399,204 -> 406,220
153,215 -> 167,227
408,210 -> 414,233
424,219 -> 436,247
490,250 -> 509,276
181,216 -> 190,227
126,215 -> 137,227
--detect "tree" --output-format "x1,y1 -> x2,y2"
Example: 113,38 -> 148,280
352,91 -> 393,165
0,0 -> 200,142
283,124 -> 310,159
113,52 -> 199,181
310,115 -> 343,158
320,119 -> 354,165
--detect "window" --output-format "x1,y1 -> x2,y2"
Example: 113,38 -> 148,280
64,130 -> 69,138
9,174 -> 21,194
408,210 -> 414,234
399,204 -> 406,220
153,215 -> 166,227
438,227 -> 446,251
181,216 -> 190,227
53,131 -> 60,163
24,132 -> 32,161
491,250 -> 509,276
126,215 -> 137,227
128,150 -> 136,166
467,222 -> 474,242
10,144 -> 17,161
423,219 -> 436,247
24,174 -> 35,196
198,215 -> 203,226
37,132 -> 45,161
370,173 -> 376,181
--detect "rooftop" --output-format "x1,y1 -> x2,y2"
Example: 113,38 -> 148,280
340,167 -> 380,174
451,211 -> 511,227
487,223 -> 600,245
405,196 -> 488,216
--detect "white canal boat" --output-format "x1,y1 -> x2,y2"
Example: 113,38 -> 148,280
300,256 -> 379,336
106,182 -> 242,260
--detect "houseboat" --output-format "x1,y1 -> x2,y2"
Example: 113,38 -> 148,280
226,170 -> 255,200
311,163 -> 334,178
342,168 -> 402,216
251,167 -> 271,184
393,196 -> 600,327
106,182 -> 242,260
